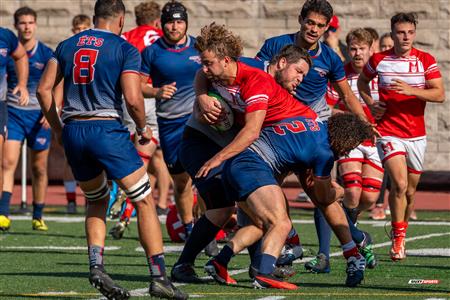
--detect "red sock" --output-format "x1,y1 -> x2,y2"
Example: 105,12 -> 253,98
120,198 -> 134,222
286,234 -> 300,246
66,192 -> 76,203
392,221 -> 407,238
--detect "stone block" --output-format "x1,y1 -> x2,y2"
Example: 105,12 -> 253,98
424,153 -> 450,170
186,1 -> 259,18
379,0 -> 439,19
261,1 -> 302,18
438,142 -> 450,152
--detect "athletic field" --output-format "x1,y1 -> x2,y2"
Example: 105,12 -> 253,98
0,207 -> 449,300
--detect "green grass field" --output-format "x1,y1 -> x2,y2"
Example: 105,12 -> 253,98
1,207 -> 449,300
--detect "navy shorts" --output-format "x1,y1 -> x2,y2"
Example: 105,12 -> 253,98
0,101 -> 7,138
223,149 -> 277,201
157,114 -> 190,174
179,126 -> 235,210
7,106 -> 51,151
62,119 -> 143,182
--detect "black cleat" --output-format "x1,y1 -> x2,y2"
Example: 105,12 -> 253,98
345,255 -> 365,287
89,266 -> 130,300
171,263 -> 203,283
149,277 -> 189,300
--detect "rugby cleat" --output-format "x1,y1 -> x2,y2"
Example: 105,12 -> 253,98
253,273 -> 298,290
109,188 -> 127,220
345,254 -> 365,287
358,231 -> 377,269
204,258 -> 237,285
390,233 -> 406,261
109,220 -> 129,240
249,265 -> 296,280
149,276 -> 188,300
0,215 -> 11,231
171,263 -> 203,284
277,243 -> 304,266
89,266 -> 130,300
32,219 -> 48,231
304,253 -> 330,273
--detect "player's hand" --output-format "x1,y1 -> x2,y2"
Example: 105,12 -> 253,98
156,82 -> 177,100
369,101 -> 386,120
40,116 -> 51,130
136,125 -> 153,145
324,31 -> 339,49
197,94 -> 222,124
13,84 -> 29,106
391,78 -> 414,96
195,154 -> 223,178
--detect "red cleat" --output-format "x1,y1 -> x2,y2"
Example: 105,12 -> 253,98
253,273 -> 298,290
204,258 -> 237,285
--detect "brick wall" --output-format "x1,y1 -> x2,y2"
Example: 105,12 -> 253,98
1,0 -> 449,177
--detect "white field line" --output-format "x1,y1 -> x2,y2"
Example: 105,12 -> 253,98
0,246 -> 120,251
255,297 -> 286,300
90,231 -> 450,299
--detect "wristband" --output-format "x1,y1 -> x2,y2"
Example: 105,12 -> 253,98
136,125 -> 147,135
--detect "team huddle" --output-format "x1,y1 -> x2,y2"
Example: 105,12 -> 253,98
0,0 -> 445,299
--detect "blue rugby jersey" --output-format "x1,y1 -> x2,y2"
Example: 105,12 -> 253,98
0,27 -> 19,102
141,35 -> 201,119
52,29 -> 141,121
256,34 -> 346,121
7,41 -> 53,110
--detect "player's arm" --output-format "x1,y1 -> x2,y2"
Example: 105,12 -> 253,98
140,75 -> 177,100
357,72 -> 385,120
123,73 -> 152,142
196,109 -> 266,178
331,79 -> 367,121
11,42 -> 29,106
194,70 -> 221,124
37,60 -> 63,134
391,77 -> 445,103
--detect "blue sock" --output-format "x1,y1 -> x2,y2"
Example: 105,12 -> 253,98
314,207 -> 331,259
258,253 -> 277,275
177,216 -> 220,265
248,239 -> 262,269
344,208 -> 365,244
0,191 -> 12,216
88,245 -> 104,268
148,253 -> 167,278
32,203 -> 45,220
215,244 -> 234,267
183,221 -> 194,239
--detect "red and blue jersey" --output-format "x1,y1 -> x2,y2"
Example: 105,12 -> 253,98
52,29 -> 141,121
7,41 -> 53,110
141,35 -> 201,119
212,62 -> 317,128
0,27 -> 19,102
256,33 -> 346,121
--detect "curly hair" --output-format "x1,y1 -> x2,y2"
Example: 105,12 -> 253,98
327,113 -> 374,157
135,1 -> 160,26
195,23 -> 243,60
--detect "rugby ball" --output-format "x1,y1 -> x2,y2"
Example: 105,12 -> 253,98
208,91 -> 234,132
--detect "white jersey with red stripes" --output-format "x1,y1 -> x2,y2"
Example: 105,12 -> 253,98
362,47 -> 441,138
326,63 -> 378,123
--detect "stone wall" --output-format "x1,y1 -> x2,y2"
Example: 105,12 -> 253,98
1,0 -> 449,174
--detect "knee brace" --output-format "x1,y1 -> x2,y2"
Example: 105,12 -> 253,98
341,171 -> 362,189
84,177 -> 110,202
124,172 -> 152,202
362,177 -> 383,192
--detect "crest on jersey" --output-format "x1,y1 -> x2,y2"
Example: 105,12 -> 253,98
33,62 -> 45,70
189,55 -> 201,64
0,48 -> 7,57
314,67 -> 328,77
36,137 -> 47,145
409,60 -> 418,73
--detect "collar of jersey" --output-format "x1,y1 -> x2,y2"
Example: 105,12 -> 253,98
161,35 -> 191,52
27,41 -> 39,58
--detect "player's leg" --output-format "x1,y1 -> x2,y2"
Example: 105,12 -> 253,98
0,113 -> 7,231
29,148 -> 50,230
359,163 -> 383,212
150,149 -> 172,214
339,160 -> 363,218
0,140 -> 21,224
404,138 -> 426,222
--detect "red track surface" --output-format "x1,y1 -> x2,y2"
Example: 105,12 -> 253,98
10,185 -> 450,211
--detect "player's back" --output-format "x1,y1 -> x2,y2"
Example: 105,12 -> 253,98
54,29 -> 141,121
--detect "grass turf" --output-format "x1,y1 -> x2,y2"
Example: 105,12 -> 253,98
0,207 -> 449,300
